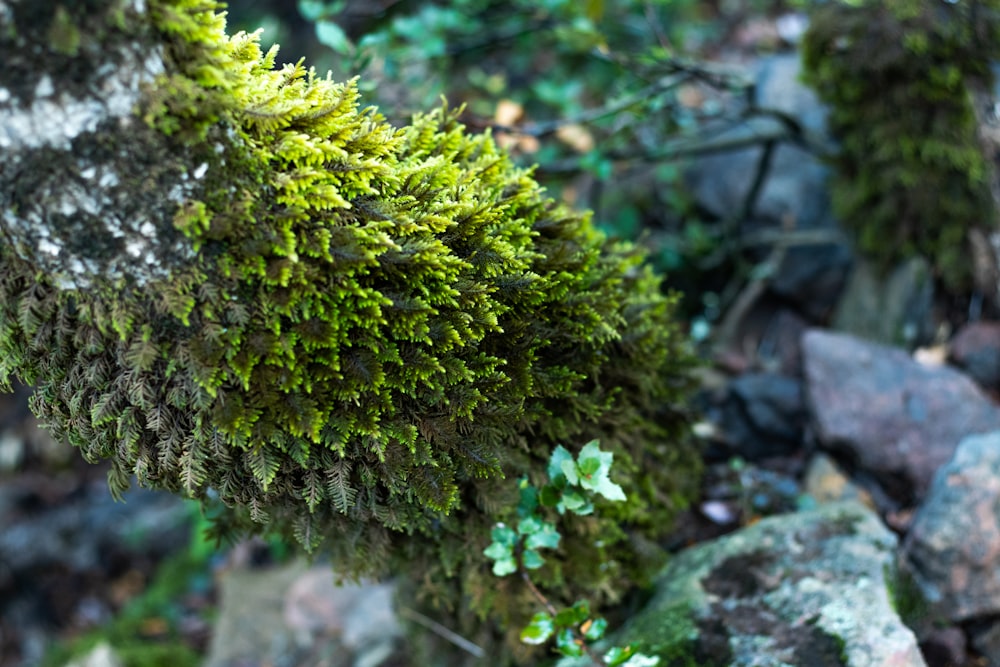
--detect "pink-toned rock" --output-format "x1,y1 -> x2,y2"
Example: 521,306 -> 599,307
803,329 -> 1000,505
903,431 -> 1000,622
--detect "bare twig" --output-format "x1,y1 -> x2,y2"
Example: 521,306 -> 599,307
397,606 -> 486,658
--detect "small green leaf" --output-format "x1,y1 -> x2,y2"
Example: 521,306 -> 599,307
522,548 -> 545,570
555,628 -> 584,657
315,20 -> 352,54
490,524 -> 518,547
554,600 -> 590,627
520,612 -> 554,645
561,459 -> 580,486
578,440 -> 610,468
583,617 -> 608,641
604,646 -> 632,666
525,521 -> 560,550
578,455 -> 601,476
548,445 -> 574,484
518,515 -> 544,536
604,645 -> 659,666
539,484 -> 562,507
492,557 -> 518,577
580,468 -> 626,502
483,541 -> 512,561
560,489 -> 593,515
518,478 -> 538,515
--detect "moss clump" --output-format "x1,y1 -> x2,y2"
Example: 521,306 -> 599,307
0,1 -> 699,659
801,0 -> 1000,291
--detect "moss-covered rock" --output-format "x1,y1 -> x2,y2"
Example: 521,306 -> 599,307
801,0 -> 1000,292
0,1 -> 699,660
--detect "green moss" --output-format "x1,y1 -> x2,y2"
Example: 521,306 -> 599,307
48,5 -> 81,56
801,0 -> 1000,291
0,2 -> 700,661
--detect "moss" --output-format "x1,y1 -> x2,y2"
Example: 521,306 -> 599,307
0,1 -> 700,661
47,5 -> 81,57
801,0 -> 1000,291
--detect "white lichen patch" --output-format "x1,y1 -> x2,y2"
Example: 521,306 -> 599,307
0,49 -> 164,152
34,76 -> 55,99
38,238 -> 61,257
193,162 -> 208,179
0,88 -> 10,104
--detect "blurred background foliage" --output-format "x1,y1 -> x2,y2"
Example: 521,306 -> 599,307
225,0 -> 806,321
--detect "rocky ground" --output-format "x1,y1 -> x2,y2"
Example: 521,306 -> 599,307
4,19 -> 1000,667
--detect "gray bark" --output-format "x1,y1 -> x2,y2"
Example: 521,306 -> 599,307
0,0 -> 210,289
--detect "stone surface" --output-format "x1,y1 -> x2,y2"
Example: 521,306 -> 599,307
62,642 -> 123,667
683,54 -> 852,323
803,453 -> 874,508
803,329 -> 1000,505
206,561 -> 402,667
832,256 -> 935,349
949,321 -> 1000,392
903,431 -> 1000,622
591,501 -> 925,666
970,620 -> 1000,667
718,372 -> 806,460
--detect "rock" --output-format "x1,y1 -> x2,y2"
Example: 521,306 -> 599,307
206,561 -> 401,667
0,480 -> 189,578
949,321 -> 1000,392
770,241 -> 854,322
917,626 -> 968,667
717,372 -> 806,460
803,453 -> 874,508
586,501 -> 925,666
903,431 -> 1000,622
62,642 -> 123,667
684,54 -> 852,323
803,329 -> 1000,505
283,568 -> 399,651
970,619 -> 1000,667
755,53 -> 828,133
832,256 -> 935,348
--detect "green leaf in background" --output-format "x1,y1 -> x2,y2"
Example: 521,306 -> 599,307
560,458 -> 580,486
524,521 -> 560,550
560,489 -> 593,515
554,600 -> 590,627
548,445 -> 574,485
518,477 -> 538,515
522,548 -> 546,569
539,483 -> 562,507
483,541 -> 512,561
492,557 -> 518,576
604,645 -> 660,666
578,455 -> 601,476
315,20 -> 352,54
521,612 -> 555,645
555,628 -> 584,657
518,515 -> 544,536
490,523 -> 518,547
583,616 -> 608,641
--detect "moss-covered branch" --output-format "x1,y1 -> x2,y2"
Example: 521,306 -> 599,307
0,2 -> 699,661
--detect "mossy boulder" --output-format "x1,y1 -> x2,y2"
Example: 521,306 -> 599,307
801,0 -> 1000,292
0,1 -> 700,659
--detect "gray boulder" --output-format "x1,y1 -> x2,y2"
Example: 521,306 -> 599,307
585,502 -> 924,666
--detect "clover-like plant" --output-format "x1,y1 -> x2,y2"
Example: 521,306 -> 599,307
485,441 -> 660,667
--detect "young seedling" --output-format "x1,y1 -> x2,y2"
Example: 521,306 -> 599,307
484,440 -> 659,667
